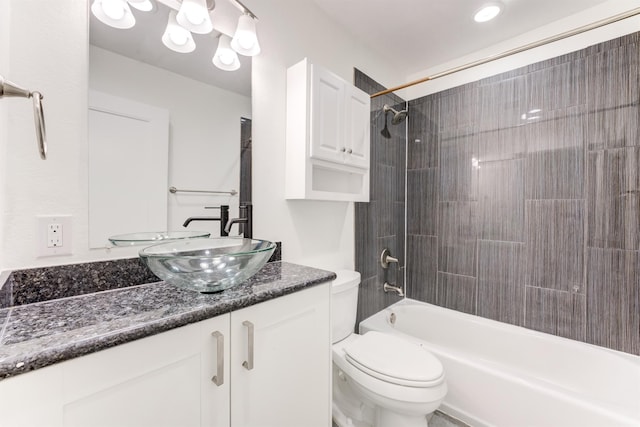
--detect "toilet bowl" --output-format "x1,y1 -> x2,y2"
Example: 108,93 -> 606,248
331,271 -> 447,427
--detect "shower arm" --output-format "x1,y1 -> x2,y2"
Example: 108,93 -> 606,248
0,74 -> 47,160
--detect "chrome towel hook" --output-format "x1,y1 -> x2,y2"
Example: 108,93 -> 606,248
0,74 -> 47,160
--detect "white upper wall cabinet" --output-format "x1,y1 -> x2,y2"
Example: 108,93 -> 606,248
286,58 -> 371,202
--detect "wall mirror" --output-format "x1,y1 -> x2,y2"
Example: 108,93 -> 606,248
88,0 -> 252,248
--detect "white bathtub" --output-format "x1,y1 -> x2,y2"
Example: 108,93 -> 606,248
359,299 -> 640,427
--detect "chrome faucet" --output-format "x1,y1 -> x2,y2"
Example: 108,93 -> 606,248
383,282 -> 404,297
183,205 -> 229,236
224,203 -> 252,238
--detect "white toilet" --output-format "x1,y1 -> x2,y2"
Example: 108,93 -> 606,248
332,270 -> 447,427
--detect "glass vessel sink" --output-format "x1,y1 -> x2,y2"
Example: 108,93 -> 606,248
139,237 -> 276,293
109,231 -> 210,246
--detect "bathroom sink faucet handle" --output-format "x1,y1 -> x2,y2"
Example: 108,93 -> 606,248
380,248 -> 399,269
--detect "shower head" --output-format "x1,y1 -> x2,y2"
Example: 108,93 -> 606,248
383,104 -> 408,125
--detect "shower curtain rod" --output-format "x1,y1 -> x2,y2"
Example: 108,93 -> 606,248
371,7 -> 640,98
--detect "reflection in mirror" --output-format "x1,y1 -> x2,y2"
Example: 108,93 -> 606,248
88,0 -> 252,248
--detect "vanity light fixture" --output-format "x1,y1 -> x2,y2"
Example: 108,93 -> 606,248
128,0 -> 153,12
176,0 -> 214,34
91,0 -> 136,29
230,13 -> 261,56
474,2 -> 503,23
91,0 -> 261,71
162,10 -> 196,53
213,34 -> 241,71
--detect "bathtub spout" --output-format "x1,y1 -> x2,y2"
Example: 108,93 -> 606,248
383,282 -> 404,297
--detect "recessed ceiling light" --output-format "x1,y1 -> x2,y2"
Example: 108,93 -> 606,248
474,2 -> 503,23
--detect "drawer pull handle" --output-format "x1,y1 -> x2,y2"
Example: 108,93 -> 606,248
242,321 -> 254,371
211,331 -> 224,386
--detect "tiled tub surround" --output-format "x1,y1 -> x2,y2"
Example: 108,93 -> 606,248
354,70 -> 406,324
0,261 -> 331,381
406,32 -> 640,355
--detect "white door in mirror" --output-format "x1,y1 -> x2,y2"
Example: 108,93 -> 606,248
88,91 -> 169,249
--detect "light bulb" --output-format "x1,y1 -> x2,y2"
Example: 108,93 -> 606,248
102,0 -> 126,20
185,6 -> 205,25
176,0 -> 213,34
213,35 -> 240,71
474,3 -> 503,22
230,14 -> 260,56
91,0 -> 135,29
162,10 -> 196,53
169,30 -> 188,46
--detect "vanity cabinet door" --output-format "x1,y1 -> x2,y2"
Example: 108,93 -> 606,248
61,315 -> 230,427
0,315 -> 231,427
230,283 -> 331,427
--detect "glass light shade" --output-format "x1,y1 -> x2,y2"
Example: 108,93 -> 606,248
128,0 -> 153,12
91,0 -> 135,29
474,3 -> 503,22
162,10 -> 196,53
213,35 -> 240,71
176,0 -> 214,34
230,14 -> 260,56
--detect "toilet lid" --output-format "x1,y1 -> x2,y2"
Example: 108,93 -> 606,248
343,331 -> 444,386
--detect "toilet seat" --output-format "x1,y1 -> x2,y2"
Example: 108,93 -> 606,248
343,331 -> 444,388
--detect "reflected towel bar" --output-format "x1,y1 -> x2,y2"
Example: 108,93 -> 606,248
169,186 -> 238,196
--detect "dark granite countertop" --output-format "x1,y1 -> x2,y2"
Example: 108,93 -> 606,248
0,261 -> 335,381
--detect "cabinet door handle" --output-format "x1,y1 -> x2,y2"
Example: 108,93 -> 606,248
347,149 -> 353,154
340,147 -> 346,152
242,320 -> 254,371
211,331 -> 224,386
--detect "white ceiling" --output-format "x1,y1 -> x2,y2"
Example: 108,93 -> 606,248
312,0 -> 613,75
92,0 -> 618,97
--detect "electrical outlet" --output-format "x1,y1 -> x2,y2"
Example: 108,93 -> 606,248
47,223 -> 63,247
37,216 -> 72,257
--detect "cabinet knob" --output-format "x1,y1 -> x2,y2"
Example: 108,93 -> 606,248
347,149 -> 353,154
340,147 -> 346,152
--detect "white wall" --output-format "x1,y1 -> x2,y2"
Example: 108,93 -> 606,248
0,0 -> 9,267
1,0 -> 88,269
249,0 -> 397,271
0,0 -> 397,271
89,46 -> 251,240
402,0 -> 640,100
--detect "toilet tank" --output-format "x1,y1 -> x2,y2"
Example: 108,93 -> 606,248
331,270 -> 361,343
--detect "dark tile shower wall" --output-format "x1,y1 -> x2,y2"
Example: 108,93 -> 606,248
354,70 -> 407,324
406,32 -> 640,355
